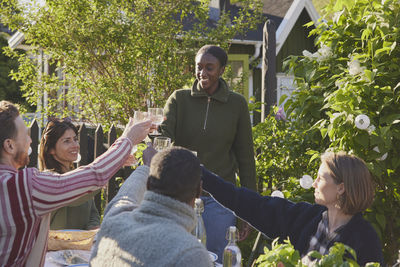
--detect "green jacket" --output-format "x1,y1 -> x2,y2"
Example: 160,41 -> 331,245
50,196 -> 100,230
160,78 -> 256,191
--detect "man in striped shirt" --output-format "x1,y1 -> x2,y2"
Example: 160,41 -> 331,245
0,101 -> 154,266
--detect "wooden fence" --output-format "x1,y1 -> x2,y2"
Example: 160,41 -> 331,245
28,119 -> 133,213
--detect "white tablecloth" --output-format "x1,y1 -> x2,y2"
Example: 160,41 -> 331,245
44,250 -> 90,267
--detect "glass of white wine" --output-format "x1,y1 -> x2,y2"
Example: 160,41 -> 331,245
129,110 -> 149,166
148,108 -> 164,137
153,137 -> 171,152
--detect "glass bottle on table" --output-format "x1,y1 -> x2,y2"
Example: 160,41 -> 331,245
191,198 -> 207,246
223,226 -> 242,267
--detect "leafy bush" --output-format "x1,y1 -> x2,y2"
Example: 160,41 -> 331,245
255,238 -> 380,267
283,0 -> 400,263
252,106 -> 320,202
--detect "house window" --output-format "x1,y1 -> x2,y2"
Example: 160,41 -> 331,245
276,73 -> 295,107
226,54 -> 249,101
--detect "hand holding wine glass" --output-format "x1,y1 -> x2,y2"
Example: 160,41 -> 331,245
148,108 -> 164,137
126,111 -> 152,167
121,117 -> 152,145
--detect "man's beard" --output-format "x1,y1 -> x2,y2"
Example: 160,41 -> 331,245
14,148 -> 29,168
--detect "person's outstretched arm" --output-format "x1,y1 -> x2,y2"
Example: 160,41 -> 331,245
102,144 -> 157,219
201,167 -> 318,240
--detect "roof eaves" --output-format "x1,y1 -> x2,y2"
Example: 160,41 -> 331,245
275,0 -> 319,55
8,31 -> 25,49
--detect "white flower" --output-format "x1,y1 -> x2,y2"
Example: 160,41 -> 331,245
271,190 -> 284,198
302,50 -> 320,60
367,125 -> 376,134
302,50 -> 313,58
380,153 -> 388,161
348,59 -> 366,76
299,175 -> 314,189
354,114 -> 370,130
316,45 -> 332,61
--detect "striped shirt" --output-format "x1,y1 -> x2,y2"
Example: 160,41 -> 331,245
0,137 -> 132,267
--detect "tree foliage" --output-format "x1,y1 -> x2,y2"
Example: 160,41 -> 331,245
0,33 -> 32,111
283,0 -> 400,263
0,0 -> 262,126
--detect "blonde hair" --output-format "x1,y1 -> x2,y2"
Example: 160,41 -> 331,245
321,152 -> 375,215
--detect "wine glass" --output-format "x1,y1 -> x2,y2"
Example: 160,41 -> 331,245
129,110 -> 149,166
148,108 -> 164,137
134,110 -> 149,122
153,137 -> 171,152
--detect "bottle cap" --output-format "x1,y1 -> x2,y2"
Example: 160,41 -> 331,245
194,198 -> 204,212
226,226 -> 239,241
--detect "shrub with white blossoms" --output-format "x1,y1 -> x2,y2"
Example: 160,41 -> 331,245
348,57 -> 366,76
283,0 -> 400,262
302,45 -> 332,62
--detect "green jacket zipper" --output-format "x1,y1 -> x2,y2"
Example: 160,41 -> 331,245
203,97 -> 211,130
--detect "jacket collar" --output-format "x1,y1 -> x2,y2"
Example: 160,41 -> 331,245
191,78 -> 230,103
0,164 -> 17,173
139,191 -> 196,232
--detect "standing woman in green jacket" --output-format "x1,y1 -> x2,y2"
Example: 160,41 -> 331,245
160,45 -> 257,263
39,119 -> 100,230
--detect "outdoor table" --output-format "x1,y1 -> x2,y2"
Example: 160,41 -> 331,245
44,229 -> 97,266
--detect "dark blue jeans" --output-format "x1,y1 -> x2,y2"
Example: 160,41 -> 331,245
201,196 -> 236,264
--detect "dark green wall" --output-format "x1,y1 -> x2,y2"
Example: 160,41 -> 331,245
228,43 -> 255,55
276,8 -> 317,72
251,9 -> 316,124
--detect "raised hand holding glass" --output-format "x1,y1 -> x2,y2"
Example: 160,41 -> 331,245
148,108 -> 164,136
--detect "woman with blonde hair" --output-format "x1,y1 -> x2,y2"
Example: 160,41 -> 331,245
39,118 -> 100,230
201,152 -> 384,265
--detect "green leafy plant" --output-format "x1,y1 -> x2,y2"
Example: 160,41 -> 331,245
255,238 -> 302,267
283,0 -> 400,263
0,33 -> 33,111
252,106 -> 321,202
255,238 -> 380,266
